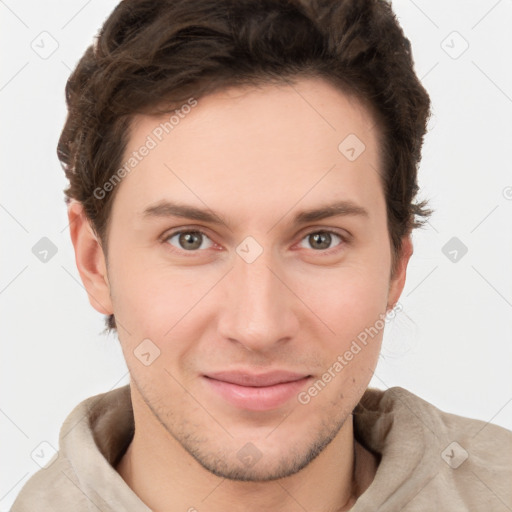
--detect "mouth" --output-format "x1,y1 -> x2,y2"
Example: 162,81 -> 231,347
202,371 -> 313,411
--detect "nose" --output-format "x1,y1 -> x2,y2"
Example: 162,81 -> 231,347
216,246 -> 299,353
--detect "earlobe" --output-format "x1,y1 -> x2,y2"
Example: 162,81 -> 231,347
67,200 -> 113,316
387,236 -> 413,310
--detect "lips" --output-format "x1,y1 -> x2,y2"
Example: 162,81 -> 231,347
203,370 -> 310,387
202,370 -> 313,411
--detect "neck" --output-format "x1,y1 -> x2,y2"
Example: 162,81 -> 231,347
116,384 -> 377,512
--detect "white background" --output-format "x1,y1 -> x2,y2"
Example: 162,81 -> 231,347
1,1 -> 512,509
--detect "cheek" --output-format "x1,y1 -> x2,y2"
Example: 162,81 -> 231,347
295,261 -> 390,380
108,251 -> 218,342
109,263 -> 194,378
106,248 -> 166,334
302,258 -> 390,325
313,275 -> 386,391
323,284 -> 387,354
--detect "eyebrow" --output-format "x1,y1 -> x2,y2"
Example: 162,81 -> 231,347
142,199 -> 369,228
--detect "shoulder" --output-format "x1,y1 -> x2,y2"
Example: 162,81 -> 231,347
10,454 -> 93,511
382,386 -> 512,455
362,386 -> 512,510
10,385 -> 133,512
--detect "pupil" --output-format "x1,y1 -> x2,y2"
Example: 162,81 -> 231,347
312,232 -> 330,250
181,232 -> 200,249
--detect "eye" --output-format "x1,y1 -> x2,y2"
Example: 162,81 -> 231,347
164,230 -> 214,252
297,230 -> 346,253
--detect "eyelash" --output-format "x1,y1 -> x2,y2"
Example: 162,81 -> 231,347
161,227 -> 349,256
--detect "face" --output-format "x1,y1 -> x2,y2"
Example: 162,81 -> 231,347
71,77 -> 410,481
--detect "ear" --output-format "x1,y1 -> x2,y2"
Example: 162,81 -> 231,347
387,235 -> 413,310
67,200 -> 113,316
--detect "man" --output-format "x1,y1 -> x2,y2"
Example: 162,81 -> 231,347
11,0 -> 512,511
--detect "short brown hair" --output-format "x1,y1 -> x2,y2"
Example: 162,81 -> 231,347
58,0 -> 432,333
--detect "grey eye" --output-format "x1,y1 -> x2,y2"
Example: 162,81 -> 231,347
166,231 -> 213,251
299,231 -> 342,251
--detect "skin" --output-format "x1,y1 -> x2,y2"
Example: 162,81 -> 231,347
68,77 -> 413,512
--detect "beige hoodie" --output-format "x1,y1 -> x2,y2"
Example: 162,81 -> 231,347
10,384 -> 512,511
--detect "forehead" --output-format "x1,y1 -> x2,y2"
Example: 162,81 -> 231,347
111,77 -> 383,223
